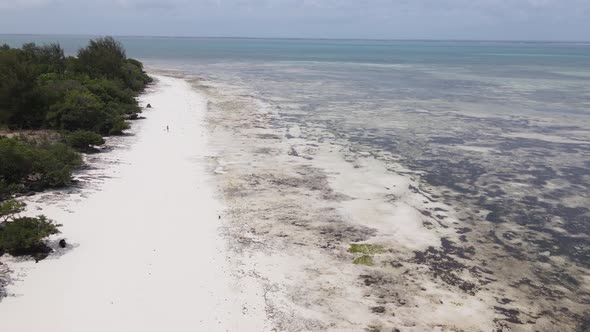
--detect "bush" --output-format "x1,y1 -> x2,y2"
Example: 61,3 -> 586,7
0,37 -> 150,133
65,130 -> 105,152
33,142 -> 82,187
76,37 -> 127,79
0,137 -> 36,184
0,137 -> 82,194
0,43 -> 66,129
47,90 -> 106,132
0,199 -> 25,222
0,216 -> 60,256
0,199 -> 60,257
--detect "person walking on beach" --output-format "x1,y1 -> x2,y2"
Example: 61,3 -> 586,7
166,125 -> 169,132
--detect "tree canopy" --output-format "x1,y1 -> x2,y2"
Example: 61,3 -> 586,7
0,37 -> 151,133
0,37 -> 151,199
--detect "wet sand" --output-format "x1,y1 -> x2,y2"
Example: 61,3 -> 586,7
194,71 -> 589,331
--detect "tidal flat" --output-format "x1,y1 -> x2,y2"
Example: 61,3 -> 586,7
190,56 -> 590,331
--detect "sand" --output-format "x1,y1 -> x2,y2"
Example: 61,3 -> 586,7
0,75 -> 269,332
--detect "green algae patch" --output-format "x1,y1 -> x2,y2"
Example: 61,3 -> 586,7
348,243 -> 385,255
353,255 -> 375,266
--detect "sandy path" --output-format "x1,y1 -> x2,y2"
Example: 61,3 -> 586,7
0,75 -> 268,332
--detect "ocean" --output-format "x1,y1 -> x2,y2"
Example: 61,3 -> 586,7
2,35 -> 589,329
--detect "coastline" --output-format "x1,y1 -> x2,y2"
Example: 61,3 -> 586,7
0,75 -> 269,331
1,69 -> 587,331
195,73 -> 494,330
188,71 -> 589,331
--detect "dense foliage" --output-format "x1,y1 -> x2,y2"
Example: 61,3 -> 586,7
0,37 -> 151,199
0,36 -> 151,134
0,136 -> 82,200
65,130 -> 105,152
0,200 -> 60,257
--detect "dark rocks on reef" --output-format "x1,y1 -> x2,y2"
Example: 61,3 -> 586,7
59,239 -> 67,248
146,103 -> 152,108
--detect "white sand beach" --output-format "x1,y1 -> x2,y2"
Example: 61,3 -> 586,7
0,75 -> 269,332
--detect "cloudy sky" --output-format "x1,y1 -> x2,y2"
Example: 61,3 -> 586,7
0,0 -> 588,40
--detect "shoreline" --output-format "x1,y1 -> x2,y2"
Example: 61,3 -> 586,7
1,69 -> 587,331
189,70 -> 589,331
197,73 -> 492,330
0,74 -> 269,331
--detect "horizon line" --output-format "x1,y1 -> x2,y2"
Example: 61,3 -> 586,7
1,33 -> 589,44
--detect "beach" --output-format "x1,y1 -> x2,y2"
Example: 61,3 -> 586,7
0,75 -> 269,332
0,64 -> 588,331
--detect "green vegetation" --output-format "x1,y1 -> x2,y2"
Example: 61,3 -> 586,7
0,37 -> 151,134
0,136 -> 82,200
352,255 -> 375,266
348,243 -> 385,255
349,243 -> 386,266
65,130 -> 105,152
0,37 -> 151,199
0,199 -> 25,222
0,200 -> 60,257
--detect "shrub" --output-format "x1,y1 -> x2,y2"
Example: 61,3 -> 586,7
65,130 -> 105,152
0,137 -> 35,184
0,199 -> 25,222
76,37 -> 126,79
0,199 -> 60,257
32,142 -> 82,187
0,43 -> 66,129
0,179 -> 22,201
47,90 -> 106,132
0,216 -> 60,256
0,137 -> 81,194
106,117 -> 130,135
1,37 -> 150,139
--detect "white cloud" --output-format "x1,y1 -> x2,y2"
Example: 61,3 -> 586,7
0,0 -> 589,39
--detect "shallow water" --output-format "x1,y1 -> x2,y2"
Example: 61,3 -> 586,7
3,35 -> 589,330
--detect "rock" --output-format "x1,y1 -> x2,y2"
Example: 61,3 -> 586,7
146,103 -> 152,109
371,306 -> 386,313
59,239 -> 67,248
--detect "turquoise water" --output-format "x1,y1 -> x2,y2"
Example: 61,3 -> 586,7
3,35 -> 590,66
2,34 -> 589,266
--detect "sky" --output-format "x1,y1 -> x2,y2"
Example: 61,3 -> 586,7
0,0 -> 589,40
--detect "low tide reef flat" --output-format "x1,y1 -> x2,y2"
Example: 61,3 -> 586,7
189,68 -> 590,331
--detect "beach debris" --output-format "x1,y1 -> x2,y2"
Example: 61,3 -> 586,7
348,243 -> 385,255
59,239 -> 67,248
353,255 -> 375,266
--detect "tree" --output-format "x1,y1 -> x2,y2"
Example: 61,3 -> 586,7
46,90 -> 106,132
0,216 -> 60,256
76,37 -> 126,79
0,38 -> 149,133
0,199 -> 25,222
65,130 -> 105,152
0,137 -> 35,184
0,200 -> 61,257
0,137 -> 81,193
